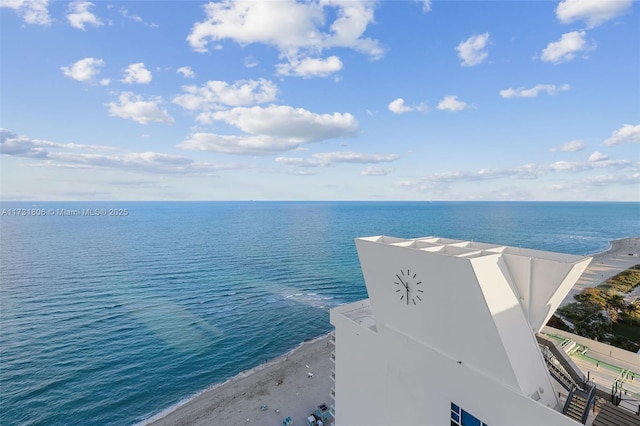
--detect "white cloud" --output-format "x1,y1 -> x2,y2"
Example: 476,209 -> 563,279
603,124 -> 640,146
244,56 -> 259,68
99,78 -> 111,86
361,166 -> 393,176
1,0 -> 51,25
436,95 -> 469,112
179,105 -> 358,155
419,0 -> 432,13
120,7 -> 142,23
107,92 -> 174,124
395,157 -> 634,193
456,33 -> 489,67
556,0 -> 632,28
186,0 -> 384,76
388,98 -> 425,114
276,56 -> 343,78
1,129 -> 239,175
121,63 -> 152,84
499,84 -> 570,98
61,57 -> 105,82
313,151 -> 399,164
276,151 -> 399,168
588,151 -> 608,162
552,173 -> 640,190
541,31 -> 594,64
550,140 -> 586,152
209,105 -> 357,141
174,79 -> 278,112
1,128 -> 113,157
177,66 -> 195,79
66,1 -> 103,30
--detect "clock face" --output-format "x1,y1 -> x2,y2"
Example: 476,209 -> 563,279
394,269 -> 424,305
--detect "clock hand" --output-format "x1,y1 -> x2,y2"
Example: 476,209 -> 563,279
396,274 -> 408,290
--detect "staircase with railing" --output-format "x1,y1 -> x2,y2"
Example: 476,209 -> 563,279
539,343 -> 597,424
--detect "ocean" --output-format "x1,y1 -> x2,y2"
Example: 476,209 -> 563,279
1,201 -> 638,425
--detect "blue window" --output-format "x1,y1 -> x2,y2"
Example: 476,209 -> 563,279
450,402 -> 488,426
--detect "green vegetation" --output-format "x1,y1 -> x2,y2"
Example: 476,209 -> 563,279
553,264 -> 640,352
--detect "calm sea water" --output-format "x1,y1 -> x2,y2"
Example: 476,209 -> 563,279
1,201 -> 638,425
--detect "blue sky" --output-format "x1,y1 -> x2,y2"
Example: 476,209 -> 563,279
1,0 -> 638,201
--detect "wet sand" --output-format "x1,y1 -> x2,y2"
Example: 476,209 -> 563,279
146,334 -> 334,426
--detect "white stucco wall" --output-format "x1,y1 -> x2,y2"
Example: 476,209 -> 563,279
329,235 -> 593,426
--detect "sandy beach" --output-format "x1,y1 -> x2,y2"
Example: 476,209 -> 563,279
560,237 -> 640,306
145,238 -> 639,426
146,334 -> 335,426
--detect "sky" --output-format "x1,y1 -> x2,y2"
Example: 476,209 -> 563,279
1,0 -> 639,201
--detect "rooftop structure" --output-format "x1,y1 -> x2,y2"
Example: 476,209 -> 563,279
330,235 -> 600,425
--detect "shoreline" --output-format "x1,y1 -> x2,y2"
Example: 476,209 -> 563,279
143,237 -> 639,426
560,237 -> 640,307
144,333 -> 334,426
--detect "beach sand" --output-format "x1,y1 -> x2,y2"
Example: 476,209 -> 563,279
146,238 -> 639,426
560,237 -> 640,306
147,335 -> 335,426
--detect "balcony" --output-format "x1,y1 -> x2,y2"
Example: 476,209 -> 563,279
330,369 -> 335,381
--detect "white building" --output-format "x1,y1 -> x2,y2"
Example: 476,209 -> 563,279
329,235 -> 594,426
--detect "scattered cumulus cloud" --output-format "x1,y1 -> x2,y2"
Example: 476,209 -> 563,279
277,56 -> 343,78
107,92 -> 174,124
456,33 -> 489,67
1,128 -> 113,158
66,1 -> 103,30
176,66 -> 195,79
588,151 -> 608,162
174,79 -> 278,112
541,31 -> 594,64
550,140 -> 586,152
121,63 -> 152,84
61,57 -> 105,82
186,0 -> 384,77
556,0 -> 632,28
388,98 -> 425,114
437,95 -> 469,112
1,129 -> 239,175
395,157 -> 635,193
603,124 -> 640,146
179,105 -> 358,155
500,84 -> 570,99
1,0 -> 51,25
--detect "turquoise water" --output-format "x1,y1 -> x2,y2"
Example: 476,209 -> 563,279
1,201 -> 638,425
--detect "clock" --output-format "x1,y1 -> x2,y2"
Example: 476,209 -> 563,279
394,269 -> 424,305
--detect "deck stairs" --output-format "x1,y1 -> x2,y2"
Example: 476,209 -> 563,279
540,344 -> 580,391
562,386 -> 592,424
592,401 -> 640,426
539,344 -> 597,424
